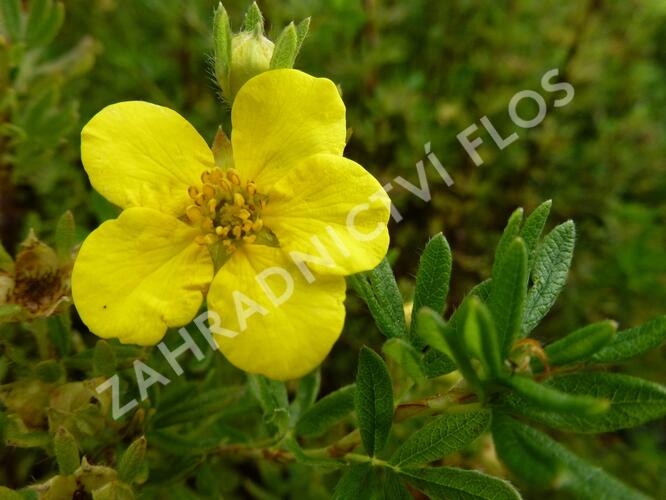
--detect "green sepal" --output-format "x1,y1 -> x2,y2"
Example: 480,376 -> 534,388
242,2 -> 264,33
270,22 -> 298,69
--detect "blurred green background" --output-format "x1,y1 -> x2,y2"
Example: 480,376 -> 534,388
2,0 -> 665,497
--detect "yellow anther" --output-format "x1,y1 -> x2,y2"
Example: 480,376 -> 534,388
227,169 -> 241,185
234,193 -> 245,207
210,168 -> 224,183
238,208 -> 251,220
202,217 -> 214,232
188,186 -> 199,199
242,221 -> 253,233
203,233 -> 218,245
246,182 -> 256,195
243,235 -> 257,244
215,225 -> 230,237
232,226 -> 242,239
207,198 -> 217,213
186,205 -> 202,223
195,235 -> 207,245
202,184 -> 216,199
194,194 -> 205,206
219,178 -> 232,192
201,171 -> 211,183
252,219 -> 264,232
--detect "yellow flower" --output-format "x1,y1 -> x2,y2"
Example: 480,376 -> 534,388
72,69 -> 390,380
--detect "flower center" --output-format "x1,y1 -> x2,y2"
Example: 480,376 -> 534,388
186,167 -> 267,254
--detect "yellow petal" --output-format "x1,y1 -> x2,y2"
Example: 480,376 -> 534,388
262,153 -> 390,276
72,208 -> 213,345
81,101 -> 215,216
208,244 -> 346,380
231,69 -> 346,189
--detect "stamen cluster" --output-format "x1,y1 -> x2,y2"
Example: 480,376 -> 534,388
186,167 -> 266,253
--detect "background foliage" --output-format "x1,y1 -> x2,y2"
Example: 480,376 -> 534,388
1,0 -> 665,498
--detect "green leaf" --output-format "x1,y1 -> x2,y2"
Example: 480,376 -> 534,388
423,349 -> 457,378
0,487 -> 23,500
420,279 -> 493,379
93,340 -> 117,377
522,221 -> 575,335
414,307 -> 451,357
492,415 -> 649,500
118,436 -> 146,484
289,369 -> 320,423
47,314 -> 71,357
242,1 -> 264,33
488,238 -> 528,356
283,436 -> 341,467
248,374 -> 290,434
333,463 -> 377,499
270,22 -> 298,69
504,375 -> 608,416
383,469 -> 411,499
25,0 -> 63,47
35,360 -> 63,383
382,337 -> 425,383
0,304 -> 24,322
0,0 -> 21,41
390,409 -> 490,467
462,298 -> 504,379
0,241 -> 14,273
355,346 -> 394,456
54,210 -> 75,261
409,233 -> 452,348
491,413 -> 561,487
503,373 -> 666,433
399,467 -> 521,500
439,301 -> 486,397
592,315 -> 666,363
151,386 -> 244,428
537,320 -> 616,368
349,257 -> 407,338
54,426 -> 79,476
213,3 -> 232,95
416,303 -> 484,396
295,384 -> 356,438
520,200 -> 552,269
492,208 -> 523,282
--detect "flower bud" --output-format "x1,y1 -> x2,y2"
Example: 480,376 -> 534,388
226,31 -> 274,100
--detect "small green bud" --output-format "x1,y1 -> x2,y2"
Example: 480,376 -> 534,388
226,30 -> 274,100
54,426 -> 79,476
212,2 -> 309,103
118,436 -> 147,485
